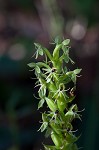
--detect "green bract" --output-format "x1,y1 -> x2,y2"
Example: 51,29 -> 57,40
28,37 -> 82,150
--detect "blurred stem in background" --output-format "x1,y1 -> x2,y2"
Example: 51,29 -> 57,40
35,0 -> 64,37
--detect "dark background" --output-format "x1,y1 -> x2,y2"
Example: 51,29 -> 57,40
0,0 -> 99,149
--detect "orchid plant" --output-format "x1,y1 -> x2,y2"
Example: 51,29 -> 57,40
28,37 -> 82,150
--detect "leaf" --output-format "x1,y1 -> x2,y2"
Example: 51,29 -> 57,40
61,47 -> 70,63
65,110 -> 74,121
45,97 -> 57,112
38,85 -> 46,98
35,65 -> 40,73
55,36 -> 62,45
64,55 -> 69,63
70,104 -> 78,111
45,127 -> 52,138
38,99 -> 45,109
43,86 -> 46,95
62,45 -> 69,54
38,122 -> 48,132
62,39 -> 70,46
38,48 -> 43,56
63,66 -> 68,73
59,74 -> 71,84
38,89 -> 42,98
71,73 -> 76,83
42,113 -> 48,122
74,69 -> 82,75
27,62 -> 36,68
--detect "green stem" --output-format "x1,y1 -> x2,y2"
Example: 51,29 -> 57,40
53,44 -> 62,60
44,48 -> 53,61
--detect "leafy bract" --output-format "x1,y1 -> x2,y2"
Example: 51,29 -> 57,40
62,39 -> 70,46
38,99 -> 45,109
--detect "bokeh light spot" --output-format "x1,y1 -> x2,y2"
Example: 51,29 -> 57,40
8,43 -> 26,61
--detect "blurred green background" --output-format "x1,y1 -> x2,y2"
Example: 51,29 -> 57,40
0,0 -> 99,149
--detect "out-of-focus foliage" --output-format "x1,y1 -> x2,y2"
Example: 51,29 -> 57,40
0,0 -> 99,150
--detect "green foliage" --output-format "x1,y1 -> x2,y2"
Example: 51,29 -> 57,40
28,37 -> 82,150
